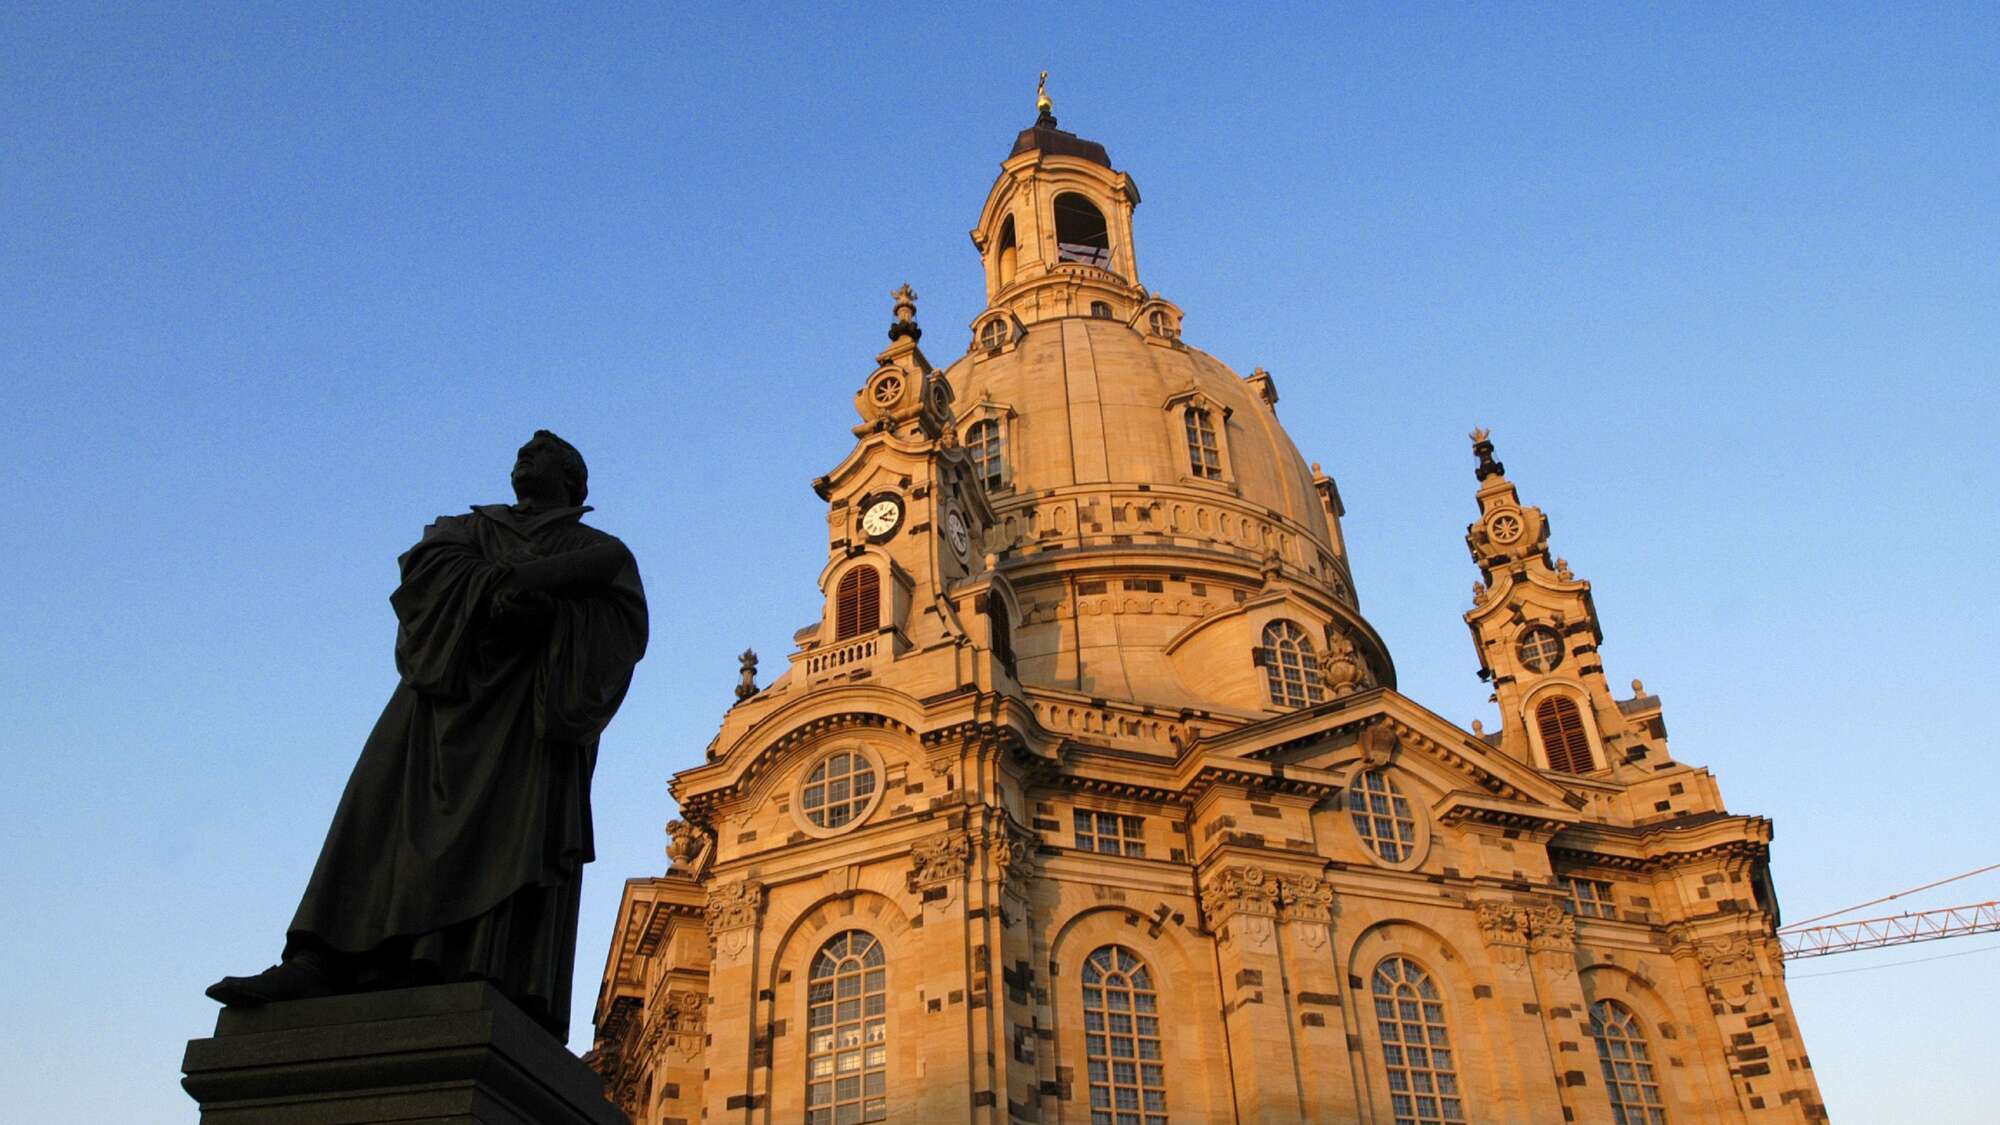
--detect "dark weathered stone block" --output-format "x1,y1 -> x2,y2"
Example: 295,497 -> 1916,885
182,982 -> 625,1124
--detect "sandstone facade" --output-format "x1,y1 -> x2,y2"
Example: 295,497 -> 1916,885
587,105 -> 1826,1125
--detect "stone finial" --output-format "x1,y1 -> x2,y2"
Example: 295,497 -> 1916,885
1470,426 -> 1506,481
1631,678 -> 1646,696
1555,557 -> 1574,581
888,283 -> 922,342
734,648 -> 758,701
1471,719 -> 1484,735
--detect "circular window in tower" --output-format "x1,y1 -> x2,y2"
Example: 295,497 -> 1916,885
795,747 -> 884,836
1516,625 -> 1565,673
1346,768 -> 1428,869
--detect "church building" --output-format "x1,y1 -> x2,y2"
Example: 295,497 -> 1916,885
586,96 -> 1827,1124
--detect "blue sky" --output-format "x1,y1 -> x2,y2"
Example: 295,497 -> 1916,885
4,4 -> 1995,1120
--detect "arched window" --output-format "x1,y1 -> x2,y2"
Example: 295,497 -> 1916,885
1590,1000 -> 1667,1124
1081,945 -> 1166,1125
807,931 -> 887,1124
1184,407 -> 1222,479
979,318 -> 1007,351
1054,192 -> 1111,268
996,215 -> 1019,287
834,566 -> 880,641
1347,769 -> 1418,863
1516,625 -> 1564,672
1371,956 -> 1466,1125
1090,300 -> 1113,319
1260,620 -> 1324,708
967,419 -> 1004,491
1535,696 -> 1597,773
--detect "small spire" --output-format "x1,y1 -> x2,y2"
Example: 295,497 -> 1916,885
1469,426 -> 1506,481
1036,71 -> 1056,126
887,283 -> 922,342
734,648 -> 759,702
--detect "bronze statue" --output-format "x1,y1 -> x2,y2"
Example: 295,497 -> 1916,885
207,431 -> 648,1041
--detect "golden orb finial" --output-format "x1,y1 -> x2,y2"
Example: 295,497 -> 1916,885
1036,71 -> 1054,121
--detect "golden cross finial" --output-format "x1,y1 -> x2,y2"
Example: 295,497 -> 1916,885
1036,71 -> 1052,117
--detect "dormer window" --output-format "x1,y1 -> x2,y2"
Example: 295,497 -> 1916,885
979,318 -> 1007,351
1053,192 -> 1111,268
1147,309 -> 1174,337
1184,407 -> 1222,479
967,419 -> 1004,490
1258,620 -> 1324,708
834,566 -> 880,641
1090,300 -> 1113,319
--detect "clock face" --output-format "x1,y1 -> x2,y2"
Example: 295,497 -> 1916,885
860,497 -> 902,539
945,510 -> 970,559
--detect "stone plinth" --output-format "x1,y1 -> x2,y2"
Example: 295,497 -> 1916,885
181,982 -> 627,1125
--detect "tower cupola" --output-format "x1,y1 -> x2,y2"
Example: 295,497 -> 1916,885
970,76 -> 1143,324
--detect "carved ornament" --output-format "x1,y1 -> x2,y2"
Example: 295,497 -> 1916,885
704,878 -> 764,961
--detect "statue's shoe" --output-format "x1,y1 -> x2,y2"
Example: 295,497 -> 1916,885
204,957 -> 335,1006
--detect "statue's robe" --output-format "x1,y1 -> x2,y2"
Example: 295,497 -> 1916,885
286,503 -> 647,1040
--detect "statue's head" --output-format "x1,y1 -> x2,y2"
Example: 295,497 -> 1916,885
512,430 -> 589,506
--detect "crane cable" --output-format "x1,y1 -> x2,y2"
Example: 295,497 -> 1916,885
1779,861 -> 2000,933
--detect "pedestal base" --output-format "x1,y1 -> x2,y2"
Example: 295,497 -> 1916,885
181,982 -> 627,1124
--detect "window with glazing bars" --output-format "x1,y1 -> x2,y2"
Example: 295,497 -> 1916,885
966,419 -> 1004,491
1184,407 -> 1221,479
1535,696 -> 1596,773
1372,956 -> 1466,1124
1259,620 -> 1324,707
1591,1000 -> 1668,1124
806,931 -> 887,1124
1073,811 -> 1145,857
1347,769 -> 1418,863
1563,877 -> 1616,919
1081,945 -> 1167,1125
834,566 -> 880,641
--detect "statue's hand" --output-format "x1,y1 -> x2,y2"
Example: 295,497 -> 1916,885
489,588 -> 557,640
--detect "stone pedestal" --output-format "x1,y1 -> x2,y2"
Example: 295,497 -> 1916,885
181,982 -> 627,1125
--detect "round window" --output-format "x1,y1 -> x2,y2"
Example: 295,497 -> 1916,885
1516,625 -> 1564,673
1346,768 -> 1427,868
797,748 -> 881,833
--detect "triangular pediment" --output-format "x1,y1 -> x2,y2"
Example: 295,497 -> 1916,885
1189,688 -> 1582,830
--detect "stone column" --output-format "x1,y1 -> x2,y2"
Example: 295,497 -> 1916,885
908,821 -> 979,1121
1471,900 -> 1574,1123
701,878 -> 765,1123
1200,863 -> 1304,1122
1675,928 -> 1827,1122
1276,874 -> 1362,1121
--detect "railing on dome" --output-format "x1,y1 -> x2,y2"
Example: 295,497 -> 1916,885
805,635 -> 878,678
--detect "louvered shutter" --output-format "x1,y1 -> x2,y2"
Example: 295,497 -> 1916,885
1536,697 -> 1596,773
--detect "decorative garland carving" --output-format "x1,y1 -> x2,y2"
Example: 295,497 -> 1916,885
1694,934 -> 1758,979
1278,874 -> 1335,950
911,828 -> 972,888
1201,864 -> 1279,951
704,879 -> 764,962
982,819 -> 1039,900
1475,901 -> 1574,974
